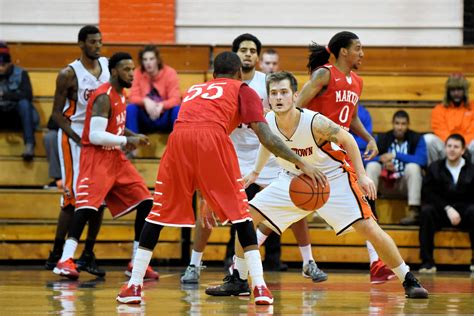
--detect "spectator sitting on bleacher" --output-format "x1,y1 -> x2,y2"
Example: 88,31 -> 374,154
366,110 -> 427,225
350,103 -> 373,163
424,73 -> 474,164
0,41 -> 39,161
419,133 -> 474,274
126,45 -> 181,138
43,116 -> 62,190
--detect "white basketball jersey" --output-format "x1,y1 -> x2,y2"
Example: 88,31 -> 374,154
230,70 -> 280,185
63,57 -> 110,136
266,109 -> 348,179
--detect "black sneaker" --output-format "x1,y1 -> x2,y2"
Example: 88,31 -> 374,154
76,251 -> 106,278
205,270 -> 251,296
44,251 -> 62,270
403,272 -> 429,298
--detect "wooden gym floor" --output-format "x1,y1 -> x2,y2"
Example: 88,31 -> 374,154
0,267 -> 472,315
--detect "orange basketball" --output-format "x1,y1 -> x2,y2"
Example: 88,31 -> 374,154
289,174 -> 330,211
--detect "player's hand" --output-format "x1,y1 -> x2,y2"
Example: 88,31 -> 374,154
199,195 -> 218,229
126,134 -> 150,147
363,139 -> 379,160
358,174 -> 377,200
298,161 -> 328,188
446,206 -> 461,226
243,171 -> 259,188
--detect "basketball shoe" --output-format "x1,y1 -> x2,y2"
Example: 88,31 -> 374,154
180,264 -> 204,284
125,262 -> 159,280
370,259 -> 397,284
53,258 -> 80,280
76,251 -> 106,278
205,269 -> 251,296
45,250 -> 62,270
253,285 -> 273,305
402,272 -> 429,298
302,260 -> 328,282
418,262 -> 437,274
116,284 -> 142,304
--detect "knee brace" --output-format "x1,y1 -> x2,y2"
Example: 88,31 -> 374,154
233,220 -> 257,249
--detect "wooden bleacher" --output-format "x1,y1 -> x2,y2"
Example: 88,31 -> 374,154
0,43 -> 471,266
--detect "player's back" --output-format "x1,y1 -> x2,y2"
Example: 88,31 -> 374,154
267,109 -> 349,179
307,64 -> 362,130
63,57 -> 109,136
176,78 -> 243,134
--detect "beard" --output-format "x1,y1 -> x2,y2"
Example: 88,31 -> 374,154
241,65 -> 254,73
85,50 -> 100,60
118,76 -> 132,88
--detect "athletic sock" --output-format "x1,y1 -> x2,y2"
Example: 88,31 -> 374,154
256,229 -> 268,247
392,262 -> 410,282
299,244 -> 314,265
366,241 -> 379,265
128,248 -> 153,287
190,250 -> 203,267
131,241 -> 139,261
235,256 -> 248,280
244,249 -> 265,287
60,239 -> 78,262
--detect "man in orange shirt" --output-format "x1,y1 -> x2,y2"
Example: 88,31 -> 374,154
425,74 -> 474,164
125,45 -> 181,135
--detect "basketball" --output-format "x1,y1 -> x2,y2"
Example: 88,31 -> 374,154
289,174 -> 330,211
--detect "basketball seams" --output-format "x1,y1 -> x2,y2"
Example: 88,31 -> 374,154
289,174 -> 329,211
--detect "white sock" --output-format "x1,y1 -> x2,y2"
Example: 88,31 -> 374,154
132,241 -> 139,261
60,239 -> 78,262
128,248 -> 153,287
392,262 -> 410,282
256,229 -> 268,247
190,250 -> 203,267
235,256 -> 248,280
366,241 -> 379,265
299,245 -> 314,265
244,249 -> 266,288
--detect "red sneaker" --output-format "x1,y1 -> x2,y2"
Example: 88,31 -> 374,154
53,258 -> 80,280
370,259 -> 397,284
253,285 -> 273,305
116,284 -> 142,304
124,262 -> 160,280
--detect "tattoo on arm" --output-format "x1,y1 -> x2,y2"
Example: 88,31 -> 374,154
251,122 -> 300,164
312,114 -> 341,144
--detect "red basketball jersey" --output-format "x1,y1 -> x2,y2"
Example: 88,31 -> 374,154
306,64 -> 363,130
176,78 -> 245,134
82,82 -> 127,146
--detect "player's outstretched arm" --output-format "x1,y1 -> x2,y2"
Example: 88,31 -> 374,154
250,121 -> 327,188
51,67 -> 82,145
244,144 -> 271,188
312,114 -> 376,199
295,67 -> 330,108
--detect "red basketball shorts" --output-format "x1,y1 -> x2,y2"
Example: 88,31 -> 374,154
146,125 -> 251,227
75,146 -> 152,218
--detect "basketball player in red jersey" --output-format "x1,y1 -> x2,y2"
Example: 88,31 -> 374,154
296,31 -> 396,284
53,52 -> 157,280
117,52 -> 326,305
45,25 -> 107,276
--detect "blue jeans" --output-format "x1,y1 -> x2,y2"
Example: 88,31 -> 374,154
126,104 -> 180,134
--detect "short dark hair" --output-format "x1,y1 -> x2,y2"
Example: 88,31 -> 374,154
138,44 -> 163,72
392,110 -> 410,123
266,71 -> 298,94
78,25 -> 101,42
213,52 -> 242,76
108,52 -> 133,73
446,133 -> 466,148
262,48 -> 278,56
307,31 -> 359,73
232,33 -> 262,55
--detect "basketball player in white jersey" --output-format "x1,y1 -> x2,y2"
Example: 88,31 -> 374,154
45,25 -> 109,276
206,72 -> 428,299
180,34 -> 327,287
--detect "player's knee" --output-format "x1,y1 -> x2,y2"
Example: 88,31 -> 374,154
233,220 -> 257,249
138,222 -> 163,250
